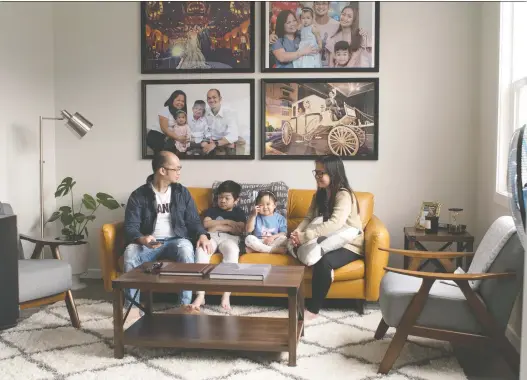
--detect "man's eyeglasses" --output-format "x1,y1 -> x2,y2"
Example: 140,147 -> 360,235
312,170 -> 327,178
164,167 -> 182,173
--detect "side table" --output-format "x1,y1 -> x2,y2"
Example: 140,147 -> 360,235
403,227 -> 474,272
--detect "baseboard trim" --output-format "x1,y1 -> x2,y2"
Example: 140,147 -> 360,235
81,269 -> 102,279
506,325 -> 521,352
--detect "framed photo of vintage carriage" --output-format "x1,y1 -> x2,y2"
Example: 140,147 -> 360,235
142,79 -> 255,160
141,2 -> 255,74
261,78 -> 379,160
262,1 -> 380,73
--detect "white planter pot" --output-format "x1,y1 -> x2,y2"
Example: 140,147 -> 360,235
59,242 -> 89,290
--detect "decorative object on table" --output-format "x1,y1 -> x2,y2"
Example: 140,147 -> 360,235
45,177 -> 122,290
415,201 -> 441,230
261,2 -> 380,73
424,215 -> 439,234
39,110 -> 93,238
261,78 -> 379,160
447,208 -> 466,234
141,2 -> 255,74
142,79 -> 255,160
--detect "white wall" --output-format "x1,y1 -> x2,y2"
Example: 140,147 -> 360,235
53,2 -> 481,274
476,2 -> 523,355
0,2 -> 56,246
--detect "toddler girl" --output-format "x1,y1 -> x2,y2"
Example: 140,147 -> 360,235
173,110 -> 191,154
293,7 -> 322,69
245,190 -> 288,254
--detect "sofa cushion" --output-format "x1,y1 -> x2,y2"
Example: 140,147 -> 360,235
211,181 -> 289,219
18,259 -> 72,303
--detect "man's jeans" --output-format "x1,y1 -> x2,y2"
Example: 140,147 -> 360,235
123,238 -> 194,308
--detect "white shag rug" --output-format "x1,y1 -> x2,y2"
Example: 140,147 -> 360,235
0,299 -> 467,380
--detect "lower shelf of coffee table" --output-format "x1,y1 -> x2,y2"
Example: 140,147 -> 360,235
123,313 -> 303,352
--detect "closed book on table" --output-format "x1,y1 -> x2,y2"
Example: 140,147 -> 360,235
209,263 -> 272,281
158,263 -> 213,277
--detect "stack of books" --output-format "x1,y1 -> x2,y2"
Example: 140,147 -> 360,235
156,263 -> 213,277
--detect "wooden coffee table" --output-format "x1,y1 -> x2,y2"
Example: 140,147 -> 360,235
112,264 -> 305,366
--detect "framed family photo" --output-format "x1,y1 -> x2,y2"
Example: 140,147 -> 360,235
262,1 -> 380,72
141,79 -> 255,160
141,1 -> 255,73
261,78 -> 379,160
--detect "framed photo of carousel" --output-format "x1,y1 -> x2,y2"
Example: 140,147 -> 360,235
262,1 -> 380,73
261,78 -> 379,160
141,1 -> 255,74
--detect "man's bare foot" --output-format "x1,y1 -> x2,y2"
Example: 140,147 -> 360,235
189,294 -> 205,312
272,247 -> 287,255
304,309 -> 319,321
221,293 -> 231,310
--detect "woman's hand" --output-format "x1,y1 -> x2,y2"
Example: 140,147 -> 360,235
299,45 -> 318,57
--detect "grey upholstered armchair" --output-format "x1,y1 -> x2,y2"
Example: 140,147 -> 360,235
374,216 -> 522,375
0,202 -> 80,328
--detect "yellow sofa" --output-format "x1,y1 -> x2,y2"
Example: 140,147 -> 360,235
99,188 -> 390,302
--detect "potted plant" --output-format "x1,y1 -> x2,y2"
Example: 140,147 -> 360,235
46,177 -> 122,289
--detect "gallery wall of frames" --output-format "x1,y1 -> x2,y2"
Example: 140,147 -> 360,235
140,1 -> 380,161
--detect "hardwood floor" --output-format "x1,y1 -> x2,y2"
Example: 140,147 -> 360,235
20,279 -> 518,379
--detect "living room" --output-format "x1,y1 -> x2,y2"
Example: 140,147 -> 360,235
1,1 -> 525,379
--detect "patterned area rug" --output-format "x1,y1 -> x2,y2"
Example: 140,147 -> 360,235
0,299 -> 467,380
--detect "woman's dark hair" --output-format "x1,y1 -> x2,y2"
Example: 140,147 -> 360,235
255,190 -> 277,205
275,9 -> 297,38
315,154 -> 359,220
164,90 -> 187,117
332,4 -> 362,52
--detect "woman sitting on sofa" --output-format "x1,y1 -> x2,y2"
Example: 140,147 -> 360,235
289,155 -> 364,320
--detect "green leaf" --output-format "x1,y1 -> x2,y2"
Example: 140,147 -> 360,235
61,213 -> 74,226
59,205 -> 72,213
74,213 -> 86,223
46,211 -> 61,223
82,194 -> 97,210
61,227 -> 73,236
96,193 -> 121,210
55,177 -> 73,198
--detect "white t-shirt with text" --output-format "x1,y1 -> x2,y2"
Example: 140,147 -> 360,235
151,184 -> 176,240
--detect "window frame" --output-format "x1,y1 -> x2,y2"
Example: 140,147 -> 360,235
496,2 -> 527,206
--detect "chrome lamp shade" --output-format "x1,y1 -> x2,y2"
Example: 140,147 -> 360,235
61,110 -> 93,138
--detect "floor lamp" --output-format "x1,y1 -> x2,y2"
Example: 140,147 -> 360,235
40,110 -> 93,238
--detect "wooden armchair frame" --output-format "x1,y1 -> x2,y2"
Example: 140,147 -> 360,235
374,248 -> 519,375
19,234 -> 81,328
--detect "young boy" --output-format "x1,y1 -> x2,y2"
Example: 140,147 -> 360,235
191,180 -> 246,311
187,100 -> 210,155
333,40 -> 352,67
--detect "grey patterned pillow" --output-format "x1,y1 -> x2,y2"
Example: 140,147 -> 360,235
211,181 -> 289,219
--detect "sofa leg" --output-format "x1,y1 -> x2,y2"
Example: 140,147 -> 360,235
356,299 -> 365,315
374,318 -> 389,339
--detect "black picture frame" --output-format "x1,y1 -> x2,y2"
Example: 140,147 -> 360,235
141,2 -> 255,74
142,79 -> 255,160
261,78 -> 379,160
261,1 -> 380,73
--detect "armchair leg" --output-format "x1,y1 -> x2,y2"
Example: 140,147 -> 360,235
65,290 -> 81,329
378,278 -> 434,374
374,318 -> 389,339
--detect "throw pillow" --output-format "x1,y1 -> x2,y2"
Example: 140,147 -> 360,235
288,216 -> 362,266
211,181 -> 289,219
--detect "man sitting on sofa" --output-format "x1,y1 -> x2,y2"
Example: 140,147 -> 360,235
123,150 -> 213,319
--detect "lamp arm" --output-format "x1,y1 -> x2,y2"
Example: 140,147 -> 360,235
39,115 -> 66,238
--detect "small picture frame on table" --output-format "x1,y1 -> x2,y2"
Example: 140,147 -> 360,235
415,201 -> 441,230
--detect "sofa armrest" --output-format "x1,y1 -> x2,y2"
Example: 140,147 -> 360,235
364,214 -> 390,301
99,221 -> 124,292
